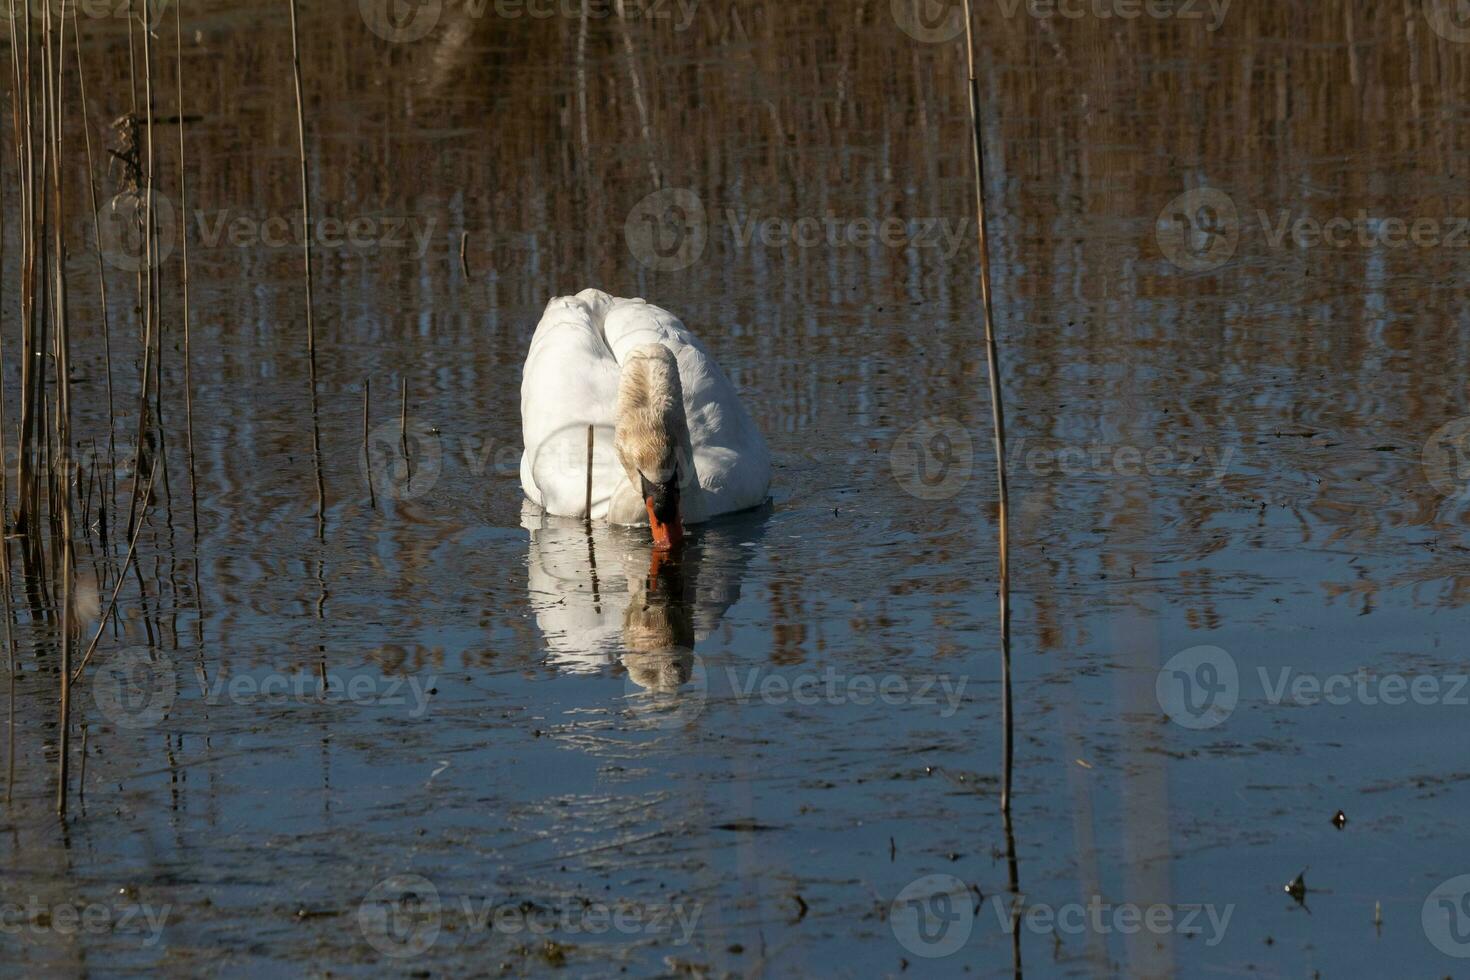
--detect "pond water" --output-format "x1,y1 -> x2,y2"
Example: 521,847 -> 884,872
4,1 -> 1470,976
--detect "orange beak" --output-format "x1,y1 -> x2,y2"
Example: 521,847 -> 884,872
646,496 -> 684,553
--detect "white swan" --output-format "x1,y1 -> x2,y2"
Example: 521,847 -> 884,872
520,289 -> 771,549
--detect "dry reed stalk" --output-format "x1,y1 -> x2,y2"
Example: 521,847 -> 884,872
1003,804 -> 1022,971
15,0 -> 42,549
0,9 -> 12,812
287,0 -> 315,359
77,723 -> 88,801
79,452 -> 93,537
0,0 -> 13,665
72,19 -> 117,550
960,0 -> 1014,815
121,5 -> 143,542
124,0 -> 160,542
585,425 -> 594,519
71,461 -> 160,686
3,546 -> 12,805
613,0 -> 661,190
125,0 -> 139,115
175,0 -> 199,546
42,0 -> 78,818
0,13 -> 7,531
576,0 -> 590,167
287,0 -> 326,538
35,1 -> 52,564
172,0 -> 206,664
363,380 -> 376,509
398,377 -> 412,488
5,0 -> 54,605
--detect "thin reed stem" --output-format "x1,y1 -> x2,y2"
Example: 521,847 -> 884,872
287,0 -> 315,359
363,379 -> 375,509
399,377 -> 412,487
71,461 -> 159,686
3,540 -> 12,804
585,425 -> 594,520
124,0 -> 159,542
287,0 -> 326,539
46,0 -> 77,819
175,0 -> 199,548
77,723 -> 88,802
0,16 -> 11,808
72,16 -> 117,554
960,1 -> 1014,815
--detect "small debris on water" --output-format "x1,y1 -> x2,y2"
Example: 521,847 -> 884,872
1285,868 -> 1308,906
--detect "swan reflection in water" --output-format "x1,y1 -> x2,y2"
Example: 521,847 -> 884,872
521,501 -> 766,699
620,550 -> 697,692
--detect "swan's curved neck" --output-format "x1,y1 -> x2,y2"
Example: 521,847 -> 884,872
613,344 -> 690,549
614,346 -> 686,487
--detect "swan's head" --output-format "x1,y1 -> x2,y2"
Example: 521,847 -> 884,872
614,343 -> 687,552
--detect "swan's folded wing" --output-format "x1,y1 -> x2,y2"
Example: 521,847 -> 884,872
520,295 -> 624,516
